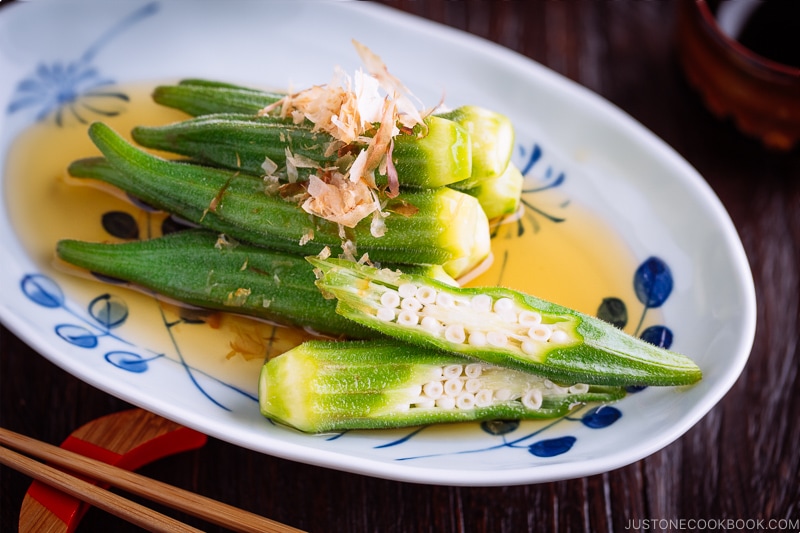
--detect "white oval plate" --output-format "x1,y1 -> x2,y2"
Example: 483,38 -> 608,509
0,1 -> 755,486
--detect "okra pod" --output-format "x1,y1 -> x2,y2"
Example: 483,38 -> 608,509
455,163 -> 524,220
438,105 -> 515,185
258,339 -> 626,433
152,79 -> 283,117
132,113 -> 337,182
309,258 -> 703,387
56,230 -> 375,338
131,113 -> 473,188
81,122 -> 490,278
150,79 -> 516,190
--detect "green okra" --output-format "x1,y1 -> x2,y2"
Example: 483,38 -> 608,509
149,79 -> 517,191
456,163 -> 524,220
132,113 -> 337,182
308,258 -> 703,387
258,339 -> 626,433
131,113 -> 473,188
152,79 -> 283,117
55,229 -> 374,338
75,123 -> 491,277
438,105 -> 515,186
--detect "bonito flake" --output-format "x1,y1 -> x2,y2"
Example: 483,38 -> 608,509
259,40 -> 426,234
301,172 -> 380,228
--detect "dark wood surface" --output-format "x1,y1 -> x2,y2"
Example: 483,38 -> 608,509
2,1 -> 799,532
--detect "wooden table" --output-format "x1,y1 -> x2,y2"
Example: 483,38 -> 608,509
2,1 -> 798,531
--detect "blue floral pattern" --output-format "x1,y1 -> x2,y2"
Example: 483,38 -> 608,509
6,2 -> 158,126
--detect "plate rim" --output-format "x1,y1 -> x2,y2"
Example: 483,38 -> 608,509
0,0 -> 757,486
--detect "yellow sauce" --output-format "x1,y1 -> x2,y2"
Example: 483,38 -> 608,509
3,82 -> 639,392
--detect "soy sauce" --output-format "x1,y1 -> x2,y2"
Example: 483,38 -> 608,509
715,0 -> 800,68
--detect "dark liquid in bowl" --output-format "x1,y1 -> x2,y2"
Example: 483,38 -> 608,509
714,0 -> 800,68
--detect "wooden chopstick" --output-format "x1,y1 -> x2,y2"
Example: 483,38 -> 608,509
0,427 -> 304,533
0,444 -> 202,533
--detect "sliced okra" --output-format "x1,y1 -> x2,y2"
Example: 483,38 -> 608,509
308,258 -> 703,387
258,339 -> 626,433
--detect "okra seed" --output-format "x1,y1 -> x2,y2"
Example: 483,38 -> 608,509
435,292 -> 455,308
380,290 -> 400,308
468,331 -> 487,347
456,393 -> 476,409
544,379 -> 554,389
495,388 -> 512,401
397,310 -> 419,326
401,297 -> 422,312
444,378 -> 464,396
498,309 -> 518,323
465,378 -> 482,394
551,329 -> 570,344
475,389 -> 494,406
521,389 -> 543,410
398,283 -> 417,298
420,316 -> 443,334
436,396 -> 456,409
518,310 -> 542,326
471,294 -> 493,312
422,381 -> 444,399
443,365 -> 463,379
521,341 -> 537,355
444,324 -> 466,344
376,307 -> 396,321
415,286 -> 437,304
546,381 -> 568,393
569,383 -> 589,394
494,297 -> 514,312
465,363 -> 483,378
487,331 -> 508,347
528,324 -> 552,342
414,399 -> 436,408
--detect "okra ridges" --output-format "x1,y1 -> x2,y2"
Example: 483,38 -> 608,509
371,281 -> 578,359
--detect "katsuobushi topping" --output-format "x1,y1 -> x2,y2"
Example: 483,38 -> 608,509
258,40 -> 429,233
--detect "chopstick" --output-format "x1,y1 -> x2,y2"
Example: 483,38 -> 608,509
0,427 -> 305,533
1,444 -> 201,533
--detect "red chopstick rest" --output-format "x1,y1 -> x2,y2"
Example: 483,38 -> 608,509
18,409 -> 207,533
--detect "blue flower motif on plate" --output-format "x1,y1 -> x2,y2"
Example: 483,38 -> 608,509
6,2 -> 158,126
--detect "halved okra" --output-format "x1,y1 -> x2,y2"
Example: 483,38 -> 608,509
131,113 -> 472,188
259,339 -> 626,433
81,122 -> 490,278
309,258 -> 703,387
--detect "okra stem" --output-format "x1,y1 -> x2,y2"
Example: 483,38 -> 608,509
308,258 -> 703,387
259,339 -> 626,433
437,105 -> 515,185
453,163 -> 524,220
